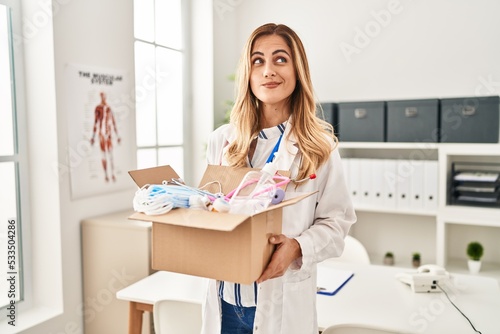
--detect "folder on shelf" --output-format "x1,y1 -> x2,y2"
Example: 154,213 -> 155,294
371,159 -> 385,207
455,185 -> 497,193
383,159 -> 397,209
348,158 -> 361,206
316,266 -> 355,296
410,160 -> 425,210
360,158 -> 373,205
396,159 -> 412,210
454,172 -> 499,182
424,161 -> 438,211
457,195 -> 498,203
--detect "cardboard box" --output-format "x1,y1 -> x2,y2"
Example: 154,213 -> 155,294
128,165 -> 314,284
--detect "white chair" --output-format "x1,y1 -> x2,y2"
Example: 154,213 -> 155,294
153,299 -> 203,334
327,235 -> 371,265
321,323 -> 406,334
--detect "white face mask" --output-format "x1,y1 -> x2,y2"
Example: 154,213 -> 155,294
133,184 -> 193,215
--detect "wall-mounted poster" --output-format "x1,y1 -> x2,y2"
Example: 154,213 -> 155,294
65,63 -> 134,199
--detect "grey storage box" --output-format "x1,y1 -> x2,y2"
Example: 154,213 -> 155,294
387,99 -> 439,143
319,102 -> 339,137
440,96 -> 499,143
338,101 -> 385,142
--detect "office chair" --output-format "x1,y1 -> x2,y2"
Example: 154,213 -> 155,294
327,235 -> 371,265
153,299 -> 203,334
321,323 -> 406,334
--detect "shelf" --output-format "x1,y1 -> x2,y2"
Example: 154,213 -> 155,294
369,255 -> 500,282
339,142 -> 438,150
339,142 -> 500,151
439,206 -> 500,227
355,205 -> 437,217
445,259 -> 500,282
439,143 -> 500,156
345,140 -> 500,289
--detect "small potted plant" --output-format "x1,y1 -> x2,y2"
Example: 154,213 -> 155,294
466,241 -> 484,274
412,252 -> 421,268
383,252 -> 394,266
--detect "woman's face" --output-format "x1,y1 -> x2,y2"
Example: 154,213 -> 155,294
250,34 -> 296,107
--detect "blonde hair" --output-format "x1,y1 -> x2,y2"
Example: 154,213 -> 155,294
226,23 -> 337,181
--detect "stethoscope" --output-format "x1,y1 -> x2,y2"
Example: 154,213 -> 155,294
133,127 -> 316,215
225,173 -> 316,204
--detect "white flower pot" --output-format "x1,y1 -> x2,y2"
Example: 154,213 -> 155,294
383,256 -> 394,266
468,260 -> 482,274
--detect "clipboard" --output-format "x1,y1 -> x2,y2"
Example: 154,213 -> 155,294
316,265 -> 354,296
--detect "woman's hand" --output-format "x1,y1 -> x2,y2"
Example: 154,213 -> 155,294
256,234 -> 302,283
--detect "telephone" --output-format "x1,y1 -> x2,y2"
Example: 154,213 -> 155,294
395,264 -> 450,293
417,264 -> 448,275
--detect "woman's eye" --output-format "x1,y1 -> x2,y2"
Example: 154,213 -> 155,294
276,57 -> 287,63
252,58 -> 263,64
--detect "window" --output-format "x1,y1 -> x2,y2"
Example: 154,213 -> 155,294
0,0 -> 28,310
133,0 -> 185,177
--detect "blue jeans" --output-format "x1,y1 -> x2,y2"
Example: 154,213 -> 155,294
221,299 -> 256,334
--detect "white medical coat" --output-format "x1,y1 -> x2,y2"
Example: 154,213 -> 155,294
202,123 -> 356,334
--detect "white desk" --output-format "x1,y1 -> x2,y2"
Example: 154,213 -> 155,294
317,261 -> 500,334
116,271 -> 208,334
117,264 -> 500,334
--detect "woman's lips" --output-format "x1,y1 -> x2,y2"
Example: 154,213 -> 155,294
263,82 -> 280,88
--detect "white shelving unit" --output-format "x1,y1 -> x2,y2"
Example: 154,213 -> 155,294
340,142 -> 500,282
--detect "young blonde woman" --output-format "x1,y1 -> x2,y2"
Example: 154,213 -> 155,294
204,23 -> 356,334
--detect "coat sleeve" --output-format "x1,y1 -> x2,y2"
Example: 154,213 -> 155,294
294,149 -> 357,272
206,124 -> 231,165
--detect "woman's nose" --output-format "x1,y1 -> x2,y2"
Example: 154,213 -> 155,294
263,64 -> 276,78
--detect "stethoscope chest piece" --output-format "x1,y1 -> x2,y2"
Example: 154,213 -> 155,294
271,188 -> 286,205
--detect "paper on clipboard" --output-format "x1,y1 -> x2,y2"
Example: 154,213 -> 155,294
316,265 -> 354,296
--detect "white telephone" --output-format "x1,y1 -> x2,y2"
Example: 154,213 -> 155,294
396,264 -> 450,293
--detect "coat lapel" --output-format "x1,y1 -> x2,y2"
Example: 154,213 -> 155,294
220,126 -> 237,166
276,121 -> 299,173
220,122 -> 300,172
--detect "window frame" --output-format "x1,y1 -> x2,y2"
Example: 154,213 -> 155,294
0,0 -> 33,312
133,0 -> 190,179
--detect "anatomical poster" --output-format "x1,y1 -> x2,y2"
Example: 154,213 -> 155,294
64,63 -> 134,199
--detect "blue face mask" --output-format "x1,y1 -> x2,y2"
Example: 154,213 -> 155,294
133,184 -> 201,215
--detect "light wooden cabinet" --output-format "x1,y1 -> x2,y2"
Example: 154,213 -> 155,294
340,142 -> 500,282
81,210 -> 153,334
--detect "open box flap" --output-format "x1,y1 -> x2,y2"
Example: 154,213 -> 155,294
129,165 -> 180,188
128,191 -> 316,231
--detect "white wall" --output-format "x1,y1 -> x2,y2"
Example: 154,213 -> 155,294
18,0 -> 137,333
191,0 -> 215,183
213,0 -> 500,120
212,1 -> 239,127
